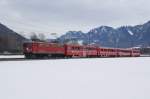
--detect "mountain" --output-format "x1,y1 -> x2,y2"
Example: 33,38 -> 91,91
0,23 -> 26,53
58,31 -> 87,44
59,21 -> 150,48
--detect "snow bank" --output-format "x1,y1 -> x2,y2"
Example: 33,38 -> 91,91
0,55 -> 24,59
0,57 -> 150,99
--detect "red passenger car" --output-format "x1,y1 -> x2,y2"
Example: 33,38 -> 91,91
64,44 -> 85,57
85,46 -> 98,57
131,49 -> 140,57
97,47 -> 117,57
117,49 -> 131,57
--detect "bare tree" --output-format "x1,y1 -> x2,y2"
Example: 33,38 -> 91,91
30,32 -> 39,41
38,33 -> 45,41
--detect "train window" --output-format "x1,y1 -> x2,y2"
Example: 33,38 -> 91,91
87,47 -> 95,50
86,47 -> 90,50
45,44 -> 49,47
39,43 -> 44,47
71,46 -> 81,50
72,47 -> 75,50
23,43 -> 32,48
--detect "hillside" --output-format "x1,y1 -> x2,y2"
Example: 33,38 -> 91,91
0,23 -> 26,53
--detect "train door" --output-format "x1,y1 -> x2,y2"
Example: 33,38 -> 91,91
32,42 -> 39,53
83,47 -> 86,57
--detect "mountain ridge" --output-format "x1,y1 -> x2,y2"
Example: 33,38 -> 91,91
59,21 -> 150,48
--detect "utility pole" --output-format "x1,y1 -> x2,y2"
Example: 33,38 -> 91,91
131,37 -> 134,48
51,33 -> 58,39
51,33 -> 58,43
88,33 -> 90,45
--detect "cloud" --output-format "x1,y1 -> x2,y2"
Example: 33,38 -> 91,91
0,0 -> 150,36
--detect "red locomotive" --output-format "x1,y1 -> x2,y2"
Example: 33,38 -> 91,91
23,41 -> 140,59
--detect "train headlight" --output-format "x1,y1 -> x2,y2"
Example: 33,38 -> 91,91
26,48 -> 29,51
26,47 -> 31,52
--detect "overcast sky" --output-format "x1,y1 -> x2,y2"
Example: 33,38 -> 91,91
0,0 -> 150,36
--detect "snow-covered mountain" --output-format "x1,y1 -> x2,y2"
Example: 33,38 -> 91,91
59,31 -> 86,40
58,31 -> 87,45
59,21 -> 150,48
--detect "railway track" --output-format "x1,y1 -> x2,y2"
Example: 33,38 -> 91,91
0,55 -> 149,61
0,57 -> 68,61
0,58 -> 26,61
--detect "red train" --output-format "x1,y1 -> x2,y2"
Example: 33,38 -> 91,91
23,41 -> 140,59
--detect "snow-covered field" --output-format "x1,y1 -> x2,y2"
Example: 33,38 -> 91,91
0,55 -> 24,58
0,57 -> 150,99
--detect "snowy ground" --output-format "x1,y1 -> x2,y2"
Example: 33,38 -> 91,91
0,57 -> 150,99
0,55 -> 24,58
